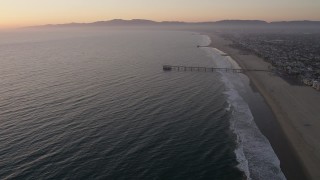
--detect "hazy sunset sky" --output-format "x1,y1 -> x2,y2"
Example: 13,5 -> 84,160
1,0 -> 320,28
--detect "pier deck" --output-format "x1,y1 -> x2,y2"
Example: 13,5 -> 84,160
163,65 -> 271,73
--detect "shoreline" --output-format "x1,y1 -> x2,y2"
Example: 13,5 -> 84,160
205,33 -> 320,180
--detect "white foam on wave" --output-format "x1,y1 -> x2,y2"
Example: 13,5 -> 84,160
194,33 -> 212,48
199,35 -> 286,180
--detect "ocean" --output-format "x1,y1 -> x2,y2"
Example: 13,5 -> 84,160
0,28 -> 285,180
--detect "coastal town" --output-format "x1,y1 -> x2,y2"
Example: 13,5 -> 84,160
221,32 -> 320,91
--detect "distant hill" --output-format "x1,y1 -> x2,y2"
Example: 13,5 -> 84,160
270,21 -> 320,26
90,19 -> 157,26
214,20 -> 268,25
28,19 -> 320,28
32,19 -> 187,28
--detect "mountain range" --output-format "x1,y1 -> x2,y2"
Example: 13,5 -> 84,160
32,19 -> 320,28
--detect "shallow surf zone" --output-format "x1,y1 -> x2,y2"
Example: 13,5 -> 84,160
200,40 -> 286,179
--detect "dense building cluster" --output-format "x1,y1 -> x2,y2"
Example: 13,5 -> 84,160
222,32 -> 320,90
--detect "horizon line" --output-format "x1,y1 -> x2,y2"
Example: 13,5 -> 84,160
3,18 -> 320,30
31,18 -> 320,26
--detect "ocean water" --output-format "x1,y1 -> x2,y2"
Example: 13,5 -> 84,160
0,28 -> 284,180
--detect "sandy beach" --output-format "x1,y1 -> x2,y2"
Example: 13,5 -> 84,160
207,33 -> 320,180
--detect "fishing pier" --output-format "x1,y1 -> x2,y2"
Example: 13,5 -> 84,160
163,65 -> 271,73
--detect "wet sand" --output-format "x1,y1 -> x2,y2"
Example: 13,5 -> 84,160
207,33 -> 320,180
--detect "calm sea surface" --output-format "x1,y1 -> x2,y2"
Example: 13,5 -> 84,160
0,28 -> 284,180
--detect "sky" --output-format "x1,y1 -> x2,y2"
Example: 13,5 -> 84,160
1,0 -> 320,28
